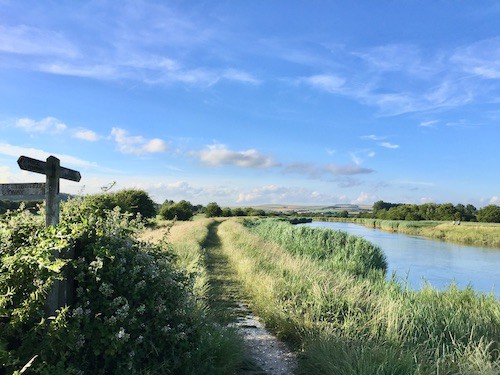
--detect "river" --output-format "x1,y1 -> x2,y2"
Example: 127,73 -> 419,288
304,221 -> 500,297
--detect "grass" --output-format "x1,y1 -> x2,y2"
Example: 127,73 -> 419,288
321,218 -> 500,248
216,219 -> 500,374
245,219 -> 387,276
140,219 -> 246,373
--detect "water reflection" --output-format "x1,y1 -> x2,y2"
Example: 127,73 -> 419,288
305,222 -> 499,297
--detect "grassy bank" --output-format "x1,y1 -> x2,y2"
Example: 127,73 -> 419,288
318,217 -> 500,248
217,219 -> 499,374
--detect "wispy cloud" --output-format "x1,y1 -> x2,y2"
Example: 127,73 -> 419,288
452,37 -> 500,79
237,184 -> 349,205
379,142 -> 399,149
15,117 -> 67,133
73,128 -> 100,141
196,144 -> 277,168
0,143 -> 97,168
324,163 -> 374,175
419,120 -> 439,127
301,74 -> 346,93
0,25 -> 79,58
111,127 -> 167,155
361,134 -> 386,141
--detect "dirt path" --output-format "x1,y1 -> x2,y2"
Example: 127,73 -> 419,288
203,222 -> 297,375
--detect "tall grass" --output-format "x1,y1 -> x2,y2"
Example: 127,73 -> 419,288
218,219 -> 500,374
140,219 -> 244,373
246,219 -> 387,277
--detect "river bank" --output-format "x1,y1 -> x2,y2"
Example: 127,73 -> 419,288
314,218 -> 500,248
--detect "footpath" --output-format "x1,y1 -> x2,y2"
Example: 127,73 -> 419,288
203,222 -> 297,375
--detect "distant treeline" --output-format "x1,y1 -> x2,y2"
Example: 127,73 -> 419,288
358,200 -> 500,223
159,200 -> 275,220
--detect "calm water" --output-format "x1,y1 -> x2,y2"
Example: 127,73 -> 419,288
305,221 -> 500,297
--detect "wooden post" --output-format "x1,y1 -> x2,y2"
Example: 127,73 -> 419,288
15,155 -> 81,317
45,156 -> 61,317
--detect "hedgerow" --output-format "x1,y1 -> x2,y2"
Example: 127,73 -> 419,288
0,198 -> 238,374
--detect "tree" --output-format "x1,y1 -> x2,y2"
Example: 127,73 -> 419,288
205,202 -> 222,218
476,205 -> 500,223
113,189 -> 157,218
221,207 -> 233,217
232,208 -> 246,217
338,210 -> 349,218
160,200 -> 194,221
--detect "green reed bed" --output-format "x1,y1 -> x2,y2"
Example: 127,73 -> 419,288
219,219 -> 500,374
245,219 -> 387,277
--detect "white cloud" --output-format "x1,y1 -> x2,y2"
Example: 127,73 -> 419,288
222,69 -> 261,85
379,142 -> 399,149
0,25 -> 79,58
419,197 -> 435,204
0,143 -> 97,168
452,37 -> 500,79
111,127 -> 167,155
74,129 -> 99,141
39,63 -> 118,80
237,184 -> 348,205
351,191 -> 378,205
15,117 -> 67,133
197,144 -> 277,168
419,120 -> 439,127
302,74 -> 345,93
326,148 -> 336,155
361,134 -> 386,141
489,196 -> 499,204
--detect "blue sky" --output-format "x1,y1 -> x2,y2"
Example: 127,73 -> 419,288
0,1 -> 499,207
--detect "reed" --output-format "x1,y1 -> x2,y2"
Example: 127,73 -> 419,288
245,219 -> 387,277
218,219 -> 500,374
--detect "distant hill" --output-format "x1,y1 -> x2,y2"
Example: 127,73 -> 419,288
248,204 -> 372,214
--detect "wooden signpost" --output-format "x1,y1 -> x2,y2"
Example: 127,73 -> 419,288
0,155 -> 82,316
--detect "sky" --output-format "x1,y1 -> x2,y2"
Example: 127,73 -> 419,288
0,0 -> 499,207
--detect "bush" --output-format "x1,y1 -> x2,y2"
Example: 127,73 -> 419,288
0,197 -> 236,374
160,200 -> 194,221
205,202 -> 222,218
477,204 -> 500,223
77,189 -> 157,219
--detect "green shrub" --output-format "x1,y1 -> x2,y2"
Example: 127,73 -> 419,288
160,200 -> 194,221
0,197 -> 236,374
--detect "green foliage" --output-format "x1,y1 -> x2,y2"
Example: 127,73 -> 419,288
477,204 -> 500,223
0,197 -> 238,374
245,219 -> 387,276
77,189 -> 157,219
370,201 -> 480,222
160,200 -> 194,221
205,202 -> 222,218
112,189 -> 157,218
